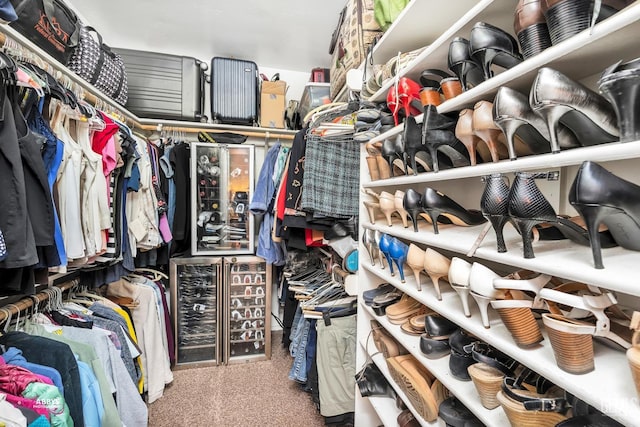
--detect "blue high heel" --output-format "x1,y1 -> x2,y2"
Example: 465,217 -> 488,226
378,233 -> 395,275
389,237 -> 409,283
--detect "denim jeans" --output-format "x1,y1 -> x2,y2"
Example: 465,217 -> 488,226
288,307 -> 311,383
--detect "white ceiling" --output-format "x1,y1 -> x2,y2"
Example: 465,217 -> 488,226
69,0 -> 346,72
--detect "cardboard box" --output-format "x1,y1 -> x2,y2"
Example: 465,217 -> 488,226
260,81 -> 287,128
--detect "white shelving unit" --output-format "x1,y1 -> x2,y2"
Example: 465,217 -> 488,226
356,1 -> 640,426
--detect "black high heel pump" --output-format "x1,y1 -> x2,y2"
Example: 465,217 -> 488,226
403,116 -> 432,175
469,22 -> 523,80
508,171 -> 617,259
598,57 -> 640,143
569,161 -> 640,269
422,187 -> 486,234
403,188 -> 454,233
448,37 -> 485,91
381,135 -> 406,176
530,67 -> 618,154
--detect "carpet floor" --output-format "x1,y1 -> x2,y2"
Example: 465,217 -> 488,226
148,332 -> 325,426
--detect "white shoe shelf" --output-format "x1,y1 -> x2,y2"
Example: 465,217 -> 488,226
355,1 -> 640,426
360,260 -> 640,426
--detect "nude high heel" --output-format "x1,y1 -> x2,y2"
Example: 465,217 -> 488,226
379,191 -> 399,227
362,200 -> 381,224
469,263 -> 507,328
448,257 -> 473,317
424,248 -> 451,300
394,190 -> 410,228
472,101 -> 509,163
407,243 -> 426,291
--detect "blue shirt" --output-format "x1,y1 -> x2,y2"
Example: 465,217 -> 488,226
2,346 -> 65,396
77,358 -> 105,427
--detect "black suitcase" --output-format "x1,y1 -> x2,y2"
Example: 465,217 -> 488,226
210,57 -> 259,126
113,48 -> 206,122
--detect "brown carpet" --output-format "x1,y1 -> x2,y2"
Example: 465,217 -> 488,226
149,332 -> 325,427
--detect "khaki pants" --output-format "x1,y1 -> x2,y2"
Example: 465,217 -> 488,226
316,314 -> 357,417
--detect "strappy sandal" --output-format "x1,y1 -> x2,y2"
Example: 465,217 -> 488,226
540,286 -> 632,374
497,376 -> 570,427
490,271 -> 556,347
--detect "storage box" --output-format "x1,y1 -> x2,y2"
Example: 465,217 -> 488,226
260,81 -> 287,128
297,83 -> 331,123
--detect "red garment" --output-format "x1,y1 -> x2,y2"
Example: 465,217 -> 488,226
92,112 -> 119,170
276,169 -> 288,221
0,359 -> 43,395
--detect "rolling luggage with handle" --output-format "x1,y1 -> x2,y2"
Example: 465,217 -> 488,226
210,57 -> 259,126
113,48 -> 206,122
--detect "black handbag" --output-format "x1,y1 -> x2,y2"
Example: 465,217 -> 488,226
67,26 -> 128,105
9,0 -> 80,65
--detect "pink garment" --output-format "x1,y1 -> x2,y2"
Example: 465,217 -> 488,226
158,213 -> 173,243
2,393 -> 50,419
1,355 -> 53,387
102,135 -> 118,177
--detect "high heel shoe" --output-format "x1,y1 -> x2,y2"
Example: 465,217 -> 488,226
472,100 -> 510,163
455,108 -> 493,166
403,188 -> 426,232
469,263 -> 508,328
493,86 -> 578,160
508,170 -> 617,259
366,142 -> 391,180
403,188 -> 454,232
394,190 -> 409,228
403,116 -> 431,176
491,271 -> 554,347
423,128 -> 470,173
541,0 -> 634,46
424,248 -> 451,301
598,57 -> 640,143
387,77 -> 423,126
381,135 -> 407,176
378,233 -> 395,274
389,237 -> 409,283
407,243 -> 426,290
379,191 -> 401,226
480,173 -> 511,253
469,22 -> 523,80
448,37 -> 485,91
422,187 -> 486,234
448,257 -> 473,317
568,161 -> 640,269
363,200 -> 382,224
529,67 -> 619,154
362,228 -> 380,266
514,0 -> 552,59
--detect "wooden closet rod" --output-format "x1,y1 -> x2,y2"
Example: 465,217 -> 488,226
0,28 -> 298,141
0,279 -> 79,324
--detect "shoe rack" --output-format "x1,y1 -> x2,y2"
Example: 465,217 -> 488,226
355,1 -> 640,426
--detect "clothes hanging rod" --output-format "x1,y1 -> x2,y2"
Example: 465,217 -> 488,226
0,278 -> 79,324
0,26 -> 298,140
